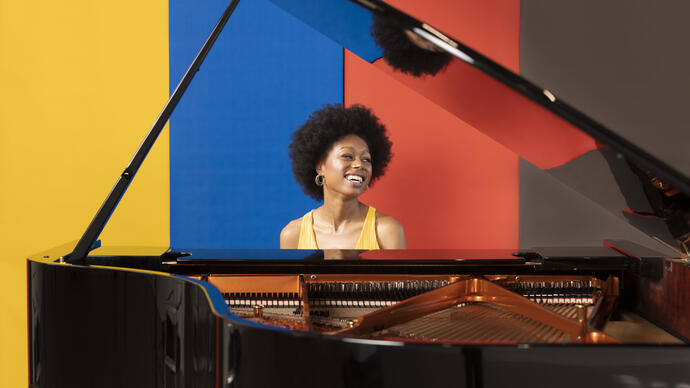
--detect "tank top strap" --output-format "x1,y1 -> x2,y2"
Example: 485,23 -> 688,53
297,210 -> 318,249
356,206 -> 380,250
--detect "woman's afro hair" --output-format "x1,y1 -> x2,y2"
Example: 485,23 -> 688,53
371,13 -> 452,77
289,104 -> 393,201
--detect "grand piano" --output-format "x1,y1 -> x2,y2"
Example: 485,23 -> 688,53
28,0 -> 690,387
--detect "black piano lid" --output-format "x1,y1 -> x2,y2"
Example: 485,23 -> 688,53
164,248 -> 519,260
65,246 -> 640,277
65,0 -> 690,263
267,0 -> 690,255
83,247 -> 526,266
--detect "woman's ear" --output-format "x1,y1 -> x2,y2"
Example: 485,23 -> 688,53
315,161 -> 324,176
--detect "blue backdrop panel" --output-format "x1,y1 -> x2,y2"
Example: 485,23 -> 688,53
170,0 -> 343,249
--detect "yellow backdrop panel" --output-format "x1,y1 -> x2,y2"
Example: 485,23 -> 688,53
0,1 -> 169,385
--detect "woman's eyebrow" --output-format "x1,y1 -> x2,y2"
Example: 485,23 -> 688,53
337,146 -> 370,154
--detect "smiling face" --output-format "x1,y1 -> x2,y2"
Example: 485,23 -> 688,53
316,134 -> 373,199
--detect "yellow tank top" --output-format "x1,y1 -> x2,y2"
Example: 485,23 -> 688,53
297,206 -> 380,249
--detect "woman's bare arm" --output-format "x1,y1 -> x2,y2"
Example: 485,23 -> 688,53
280,219 -> 301,249
376,213 -> 406,249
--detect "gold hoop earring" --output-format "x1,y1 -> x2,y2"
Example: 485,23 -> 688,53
315,174 -> 325,186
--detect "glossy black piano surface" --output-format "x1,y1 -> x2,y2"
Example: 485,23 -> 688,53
28,0 -> 690,387
29,244 -> 690,387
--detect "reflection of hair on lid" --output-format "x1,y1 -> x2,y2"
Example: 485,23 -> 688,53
289,104 -> 393,201
371,13 -> 453,77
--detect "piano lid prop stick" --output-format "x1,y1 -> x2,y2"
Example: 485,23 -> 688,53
67,0 -> 241,264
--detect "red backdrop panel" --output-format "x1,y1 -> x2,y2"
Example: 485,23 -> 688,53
345,52 -> 519,249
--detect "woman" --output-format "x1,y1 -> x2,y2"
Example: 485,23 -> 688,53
280,104 -> 406,249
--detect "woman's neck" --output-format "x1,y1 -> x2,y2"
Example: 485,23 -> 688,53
317,191 -> 366,232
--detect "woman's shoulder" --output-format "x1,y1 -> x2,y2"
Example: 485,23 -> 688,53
374,209 -> 406,249
374,210 -> 405,235
280,217 -> 304,249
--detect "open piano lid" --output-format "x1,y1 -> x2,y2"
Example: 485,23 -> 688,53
267,0 -> 690,257
67,0 -> 689,263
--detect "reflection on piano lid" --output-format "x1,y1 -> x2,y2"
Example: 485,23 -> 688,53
27,1 -> 690,387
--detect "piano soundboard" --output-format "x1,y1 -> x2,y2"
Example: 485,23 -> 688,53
207,273 -> 680,344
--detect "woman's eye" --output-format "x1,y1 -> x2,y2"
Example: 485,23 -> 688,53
341,154 -> 353,160
363,158 -> 371,163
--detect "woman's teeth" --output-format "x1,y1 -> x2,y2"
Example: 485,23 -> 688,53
346,175 -> 363,183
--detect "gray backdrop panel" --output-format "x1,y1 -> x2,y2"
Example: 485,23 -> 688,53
520,0 -> 690,177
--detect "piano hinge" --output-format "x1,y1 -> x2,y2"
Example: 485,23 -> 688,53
652,236 -> 689,263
